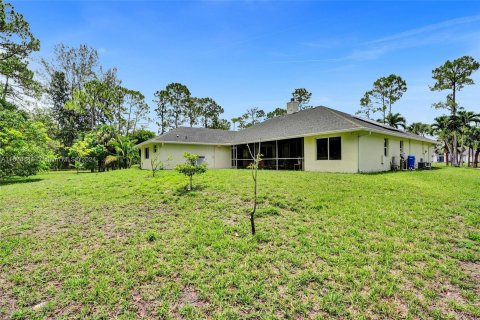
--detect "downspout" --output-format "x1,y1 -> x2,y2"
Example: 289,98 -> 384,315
357,131 -> 372,173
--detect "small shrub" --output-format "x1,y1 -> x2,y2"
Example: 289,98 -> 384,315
146,231 -> 158,242
175,153 -> 207,190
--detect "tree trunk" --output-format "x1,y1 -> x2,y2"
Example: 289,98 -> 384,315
2,77 -> 9,100
468,146 -> 473,167
251,175 -> 257,235
189,176 -> 193,191
474,148 -> 480,168
452,132 -> 459,166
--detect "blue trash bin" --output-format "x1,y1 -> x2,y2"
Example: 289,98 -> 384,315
407,155 -> 415,170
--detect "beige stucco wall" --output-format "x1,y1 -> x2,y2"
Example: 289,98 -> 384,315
139,132 -> 433,173
358,132 -> 434,172
304,132 -> 359,173
140,143 -> 231,170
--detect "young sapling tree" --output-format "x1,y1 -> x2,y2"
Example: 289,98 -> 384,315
150,155 -> 172,177
175,153 -> 207,190
247,143 -> 262,235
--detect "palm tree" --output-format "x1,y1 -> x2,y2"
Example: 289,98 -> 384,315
385,112 -> 406,129
407,122 -> 430,137
431,116 -> 457,165
110,135 -> 137,169
231,117 -> 241,131
456,111 -> 480,166
471,126 -> 480,167
464,125 -> 480,167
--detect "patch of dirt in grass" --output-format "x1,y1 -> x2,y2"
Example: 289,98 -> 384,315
179,286 -> 206,308
430,281 -> 471,319
173,286 -> 207,317
132,290 -> 150,319
0,277 -> 17,317
461,261 -> 480,296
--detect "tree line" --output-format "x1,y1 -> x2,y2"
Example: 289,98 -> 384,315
1,0 -> 479,180
356,56 -> 480,167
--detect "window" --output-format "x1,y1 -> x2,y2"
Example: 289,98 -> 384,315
400,141 -> 404,154
145,147 -> 149,159
154,144 -> 157,153
197,156 -> 206,165
329,137 -> 342,160
316,137 -> 341,160
316,138 -> 328,160
384,139 -> 389,157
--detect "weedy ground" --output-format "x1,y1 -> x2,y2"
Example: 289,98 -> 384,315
0,166 -> 479,319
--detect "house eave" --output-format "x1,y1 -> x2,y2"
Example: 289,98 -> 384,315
135,127 -> 434,148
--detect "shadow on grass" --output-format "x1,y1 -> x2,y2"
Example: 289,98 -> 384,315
0,177 -> 43,186
174,184 -> 207,196
360,166 -> 442,176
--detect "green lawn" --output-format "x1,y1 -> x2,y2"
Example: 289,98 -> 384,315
0,167 -> 479,319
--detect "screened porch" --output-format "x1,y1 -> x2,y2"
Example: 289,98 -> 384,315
231,137 -> 304,170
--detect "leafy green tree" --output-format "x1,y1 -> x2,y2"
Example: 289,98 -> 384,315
29,106 -> 58,141
356,91 -> 374,119
42,44 -> 102,147
431,116 -> 454,165
384,112 -> 406,129
231,116 -> 243,131
47,71 -> 77,149
465,126 -> 480,167
0,101 -> 52,179
124,89 -> 149,135
175,152 -> 207,191
42,43 -> 100,95
68,139 -> 94,173
153,89 -> 172,134
243,107 -> 265,127
407,122 -> 430,137
128,129 -> 155,144
163,82 -> 191,128
266,107 -> 287,119
199,97 -> 224,128
185,97 -> 203,127
238,114 -> 250,129
430,56 -> 480,166
292,88 -> 312,110
367,75 -> 407,124
210,118 -> 231,130
455,110 -> 480,166
109,135 -> 137,169
65,79 -> 126,131
0,1 -> 41,102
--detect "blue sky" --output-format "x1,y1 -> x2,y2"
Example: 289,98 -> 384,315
15,1 -> 480,132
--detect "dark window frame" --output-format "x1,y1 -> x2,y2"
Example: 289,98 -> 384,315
329,137 -> 342,160
145,147 -> 149,159
316,136 -> 342,160
316,138 -> 329,160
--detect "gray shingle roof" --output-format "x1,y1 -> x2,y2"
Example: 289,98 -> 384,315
140,127 -> 236,145
137,106 -> 434,147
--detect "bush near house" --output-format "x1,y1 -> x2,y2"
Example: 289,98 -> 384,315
0,167 -> 479,319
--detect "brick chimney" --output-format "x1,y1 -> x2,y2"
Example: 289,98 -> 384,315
287,100 -> 299,114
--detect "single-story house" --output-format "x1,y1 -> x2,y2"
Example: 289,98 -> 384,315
136,102 -> 435,173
